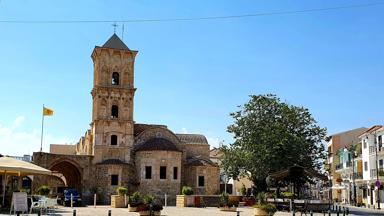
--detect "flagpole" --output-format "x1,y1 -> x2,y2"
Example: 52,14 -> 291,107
40,104 -> 45,152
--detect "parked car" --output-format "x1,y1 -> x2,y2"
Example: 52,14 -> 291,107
63,188 -> 82,206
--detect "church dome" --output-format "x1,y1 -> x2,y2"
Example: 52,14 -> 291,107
135,138 -> 181,152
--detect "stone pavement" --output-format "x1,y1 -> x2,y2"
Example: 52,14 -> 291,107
3,206 -> 384,216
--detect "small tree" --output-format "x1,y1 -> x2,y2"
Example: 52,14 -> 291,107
240,184 -> 247,196
182,186 -> 194,195
116,187 -> 128,196
36,185 -> 50,196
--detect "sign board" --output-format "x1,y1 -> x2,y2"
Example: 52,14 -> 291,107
11,192 -> 28,212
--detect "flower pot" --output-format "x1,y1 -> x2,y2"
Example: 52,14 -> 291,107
111,195 -> 125,208
254,207 -> 268,216
128,206 -> 137,212
220,206 -> 237,212
138,210 -> 150,216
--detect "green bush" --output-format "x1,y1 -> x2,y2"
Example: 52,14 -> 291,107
219,192 -> 229,206
281,191 -> 294,198
182,186 -> 194,195
116,187 -> 128,196
36,185 -> 50,196
253,203 -> 277,215
143,194 -> 154,205
240,184 -> 247,196
256,192 -> 266,205
129,191 -> 142,206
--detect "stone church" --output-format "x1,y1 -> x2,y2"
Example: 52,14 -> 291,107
33,34 -> 219,204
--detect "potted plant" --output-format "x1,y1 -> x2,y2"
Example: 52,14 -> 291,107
36,185 -> 50,196
151,203 -> 163,216
219,192 -> 237,211
240,184 -> 247,196
177,186 -> 195,207
111,186 -> 128,208
253,192 -> 277,216
138,195 -> 154,216
128,191 -> 142,212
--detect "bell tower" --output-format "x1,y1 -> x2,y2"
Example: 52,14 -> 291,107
90,34 -> 138,163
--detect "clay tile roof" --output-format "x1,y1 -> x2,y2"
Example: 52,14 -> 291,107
134,123 -> 168,137
135,138 -> 181,152
102,34 -> 130,51
176,134 -> 208,145
186,157 -> 218,167
360,125 -> 383,136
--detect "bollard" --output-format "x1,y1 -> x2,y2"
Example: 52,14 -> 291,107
337,209 -> 340,216
292,209 -> 295,216
73,209 -> 76,216
71,193 -> 73,208
343,208 -> 345,216
328,209 -> 331,216
37,210 -> 41,216
16,212 -> 20,216
346,207 -> 349,215
124,194 -> 127,207
237,210 -> 240,216
94,193 -> 97,208
165,193 -> 167,207
310,210 -> 313,216
108,209 -> 111,216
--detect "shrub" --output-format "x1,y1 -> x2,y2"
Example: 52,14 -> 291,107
219,192 -> 229,207
152,203 -> 163,211
281,191 -> 294,199
143,195 -> 154,205
253,203 -> 277,215
182,186 -> 194,195
129,191 -> 142,207
240,184 -> 247,196
136,203 -> 149,211
116,187 -> 128,196
36,185 -> 50,196
256,192 -> 266,205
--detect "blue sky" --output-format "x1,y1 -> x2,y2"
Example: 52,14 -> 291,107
0,0 -> 383,155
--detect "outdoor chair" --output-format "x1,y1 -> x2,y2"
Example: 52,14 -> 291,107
29,196 -> 47,215
46,198 -> 58,215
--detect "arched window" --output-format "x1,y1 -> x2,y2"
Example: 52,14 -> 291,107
111,135 -> 117,145
112,72 -> 119,85
111,105 -> 118,118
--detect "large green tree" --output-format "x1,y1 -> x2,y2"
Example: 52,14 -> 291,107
220,94 -> 327,192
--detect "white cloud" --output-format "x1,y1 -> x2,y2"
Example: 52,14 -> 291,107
12,115 -> 25,129
207,137 -> 220,148
180,128 -> 188,134
0,116 -> 71,156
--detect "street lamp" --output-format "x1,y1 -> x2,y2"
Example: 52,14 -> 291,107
351,149 -> 357,206
375,133 -> 381,209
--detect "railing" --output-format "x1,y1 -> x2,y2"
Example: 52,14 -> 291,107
369,146 -> 376,155
370,168 -> 384,178
352,173 -> 363,179
335,163 -> 343,170
335,162 -> 352,170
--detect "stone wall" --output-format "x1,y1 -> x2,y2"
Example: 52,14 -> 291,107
183,165 -> 220,195
135,150 -> 182,205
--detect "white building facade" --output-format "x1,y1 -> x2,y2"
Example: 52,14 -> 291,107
360,125 -> 384,208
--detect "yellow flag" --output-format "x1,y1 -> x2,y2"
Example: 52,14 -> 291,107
43,107 -> 54,116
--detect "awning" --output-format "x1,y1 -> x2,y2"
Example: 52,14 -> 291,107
0,156 -> 51,175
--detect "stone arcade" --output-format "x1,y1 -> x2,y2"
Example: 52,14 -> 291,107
33,34 -> 220,205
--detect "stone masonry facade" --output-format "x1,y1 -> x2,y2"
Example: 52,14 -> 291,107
33,34 -> 220,205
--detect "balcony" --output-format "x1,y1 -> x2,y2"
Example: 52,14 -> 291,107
370,168 -> 384,179
335,161 -> 352,171
352,173 -> 363,180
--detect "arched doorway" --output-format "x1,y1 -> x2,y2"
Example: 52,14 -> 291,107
50,161 -> 82,193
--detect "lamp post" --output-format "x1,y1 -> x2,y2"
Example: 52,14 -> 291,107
351,150 -> 357,206
375,133 -> 381,209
